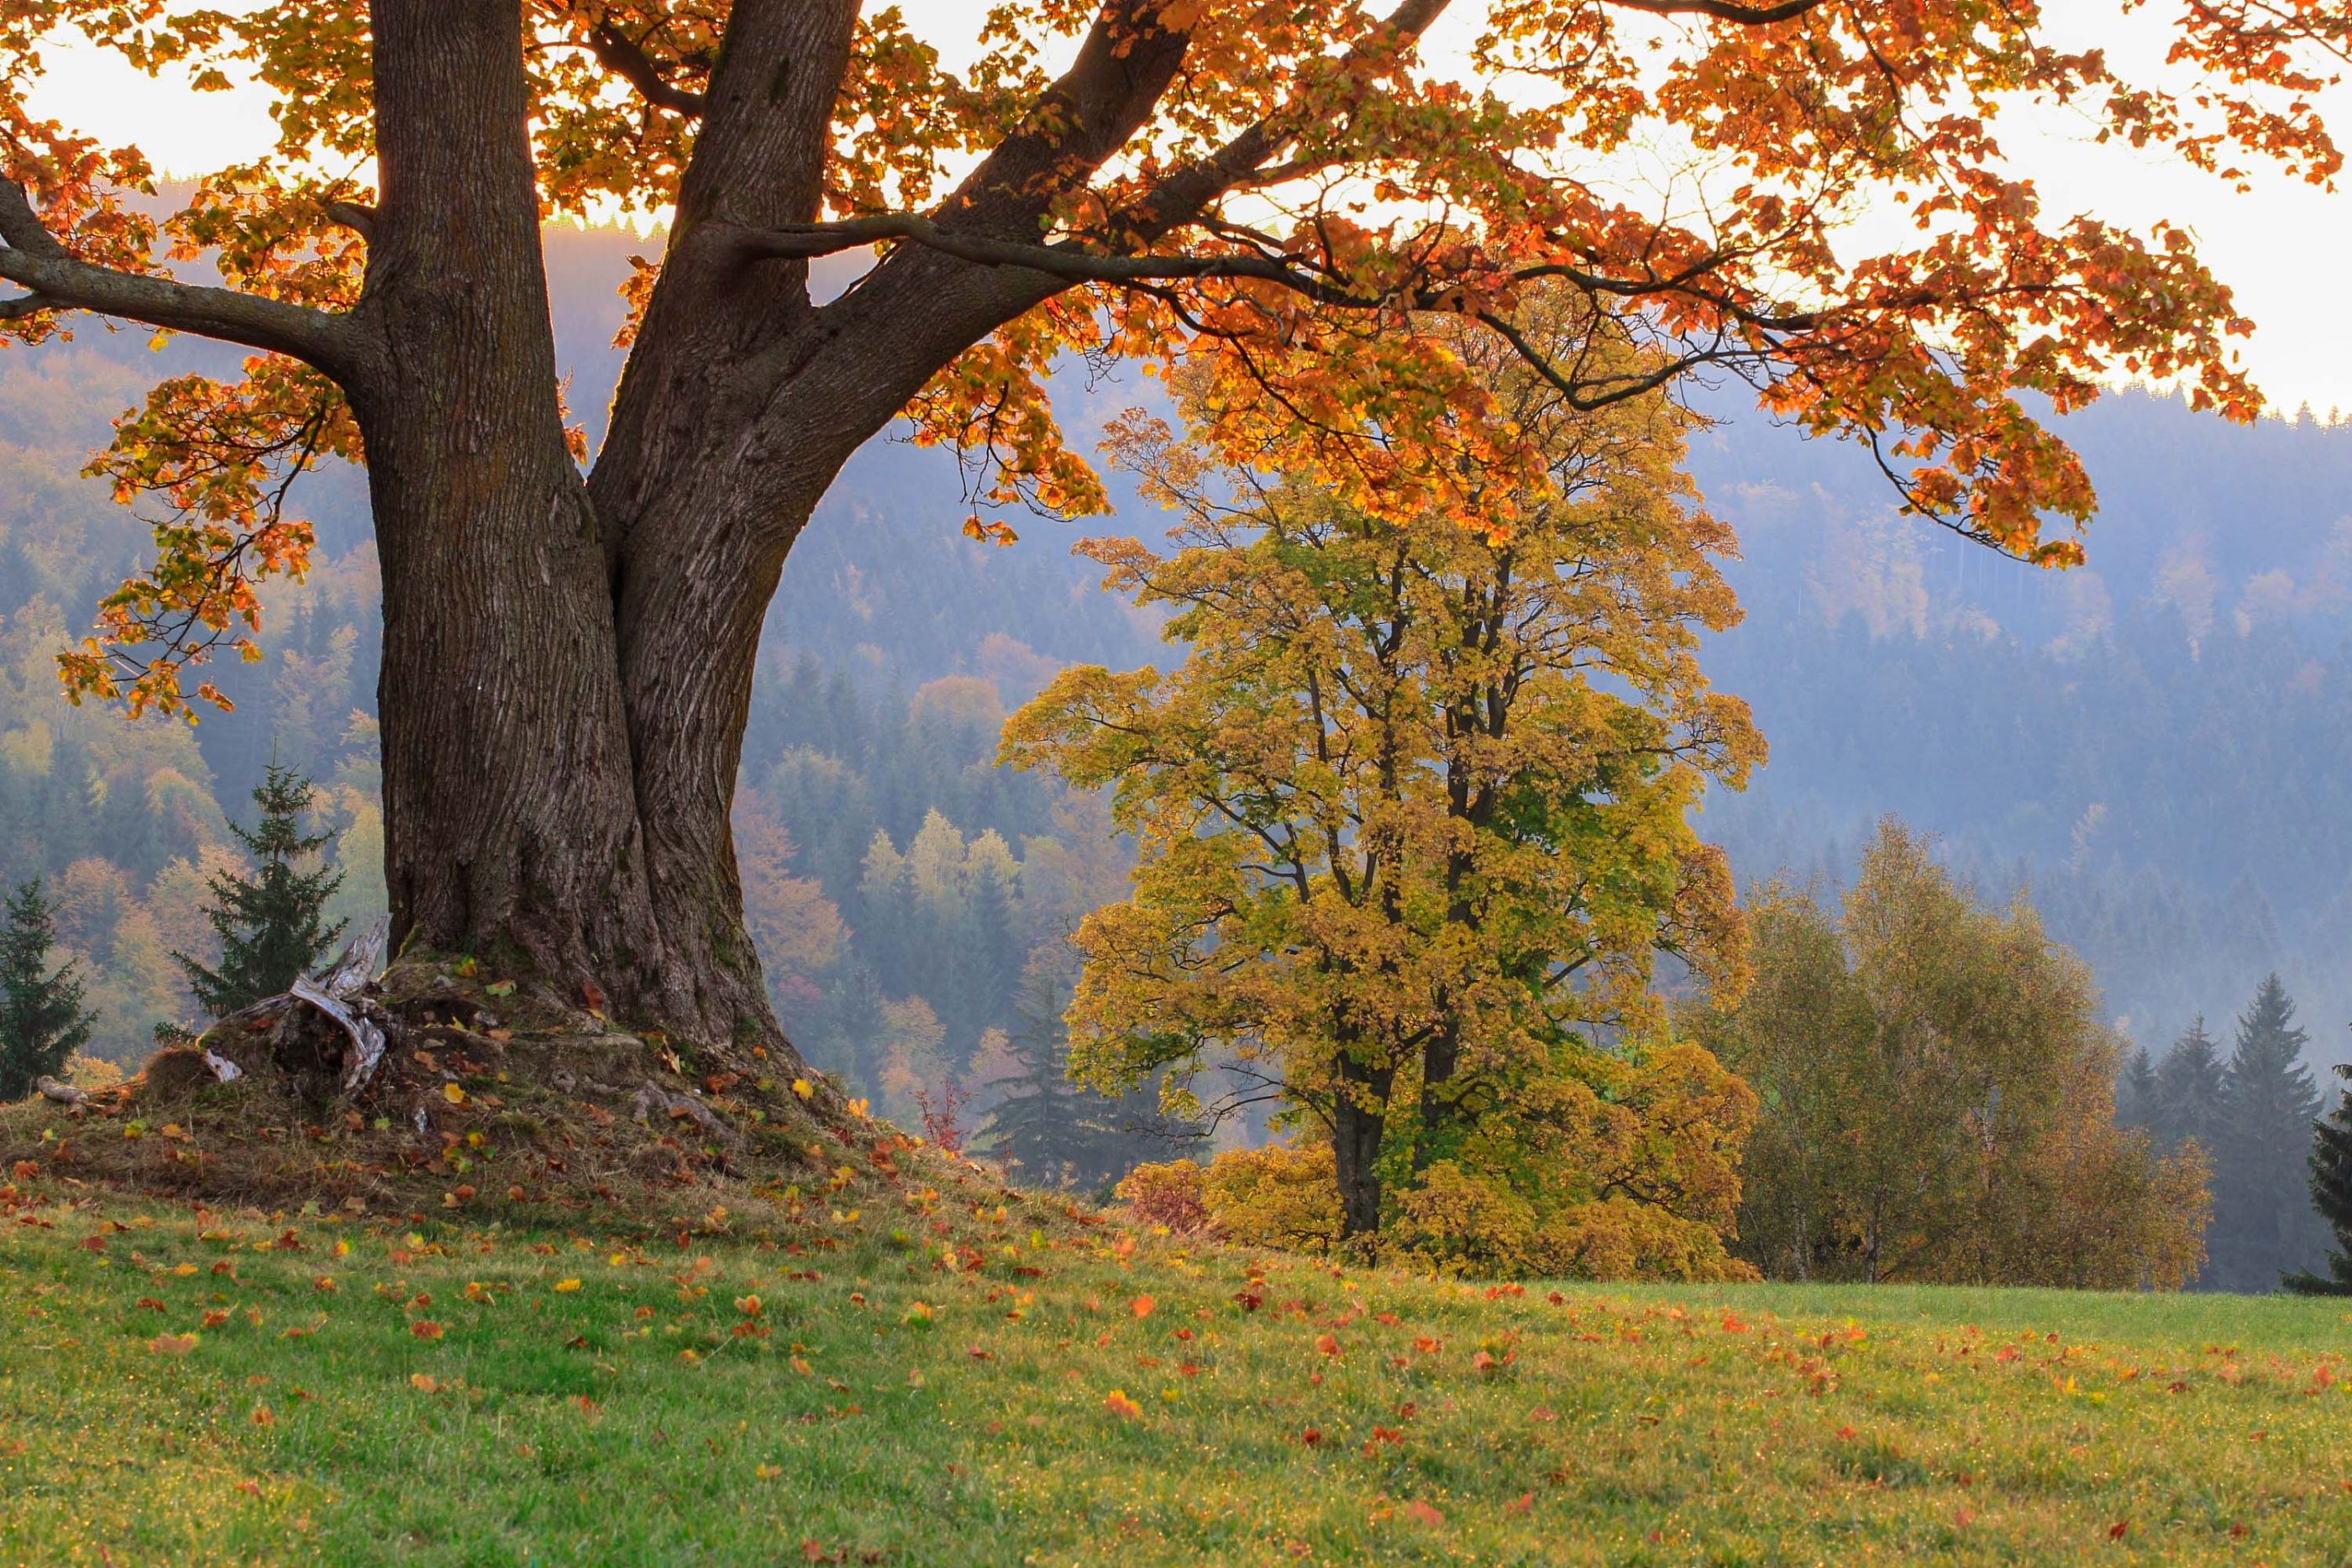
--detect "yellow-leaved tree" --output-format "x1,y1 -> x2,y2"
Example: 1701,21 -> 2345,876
1004,306 -> 1762,1274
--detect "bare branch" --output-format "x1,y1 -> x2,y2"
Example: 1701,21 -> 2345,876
1601,0 -> 1825,22
0,178 -> 358,373
324,200 -> 377,239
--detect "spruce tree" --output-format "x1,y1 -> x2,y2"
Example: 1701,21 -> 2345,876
2209,975 -> 2329,1292
2152,1016 -> 2227,1156
172,763 -> 346,1018
2286,1062 -> 2352,1296
2118,1043 -> 2160,1132
975,968 -> 1116,1188
0,879 -> 93,1101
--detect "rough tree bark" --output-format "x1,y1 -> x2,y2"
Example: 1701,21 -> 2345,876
355,0 -> 667,1014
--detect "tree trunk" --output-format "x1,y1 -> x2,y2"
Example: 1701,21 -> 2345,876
336,2 -> 1192,1062
1331,1041 -> 1393,1243
355,0 -> 667,1013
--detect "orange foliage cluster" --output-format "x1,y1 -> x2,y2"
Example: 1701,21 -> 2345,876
0,0 -> 2343,718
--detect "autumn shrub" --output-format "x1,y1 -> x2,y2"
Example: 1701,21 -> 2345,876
1202,1141 -> 1341,1253
1114,1159 -> 1210,1234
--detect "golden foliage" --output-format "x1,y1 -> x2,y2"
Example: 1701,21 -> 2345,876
1007,303 -> 1761,1260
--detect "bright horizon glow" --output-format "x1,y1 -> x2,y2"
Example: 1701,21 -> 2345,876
21,3 -> 2352,417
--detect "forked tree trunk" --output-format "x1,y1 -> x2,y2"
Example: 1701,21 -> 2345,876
319,0 -> 1196,1061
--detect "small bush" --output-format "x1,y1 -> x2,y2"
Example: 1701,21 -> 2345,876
1204,1141 -> 1342,1252
1114,1159 -> 1210,1234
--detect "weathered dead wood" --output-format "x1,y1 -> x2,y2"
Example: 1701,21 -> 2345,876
34,1075 -> 85,1106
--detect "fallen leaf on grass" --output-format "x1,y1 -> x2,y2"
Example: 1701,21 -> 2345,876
148,1334 -> 197,1355
1105,1389 -> 1142,1420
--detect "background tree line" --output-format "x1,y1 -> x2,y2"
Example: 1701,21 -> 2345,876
5,233 -> 2351,1283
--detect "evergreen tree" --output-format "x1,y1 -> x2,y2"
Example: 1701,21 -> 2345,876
975,962 -> 1203,1191
2208,975 -> 2329,1292
2118,1043 -> 2160,1131
171,763 -> 345,1017
2286,1062 -> 2352,1295
0,879 -> 93,1101
2152,1016 -> 2227,1156
975,967 -> 1120,1187
947,861 -> 1022,1051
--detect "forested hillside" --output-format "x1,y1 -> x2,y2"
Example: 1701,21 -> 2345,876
1693,396 -> 2352,1067
10,224 -> 2352,1147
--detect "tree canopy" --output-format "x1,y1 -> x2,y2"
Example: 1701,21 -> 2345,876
3,0 -> 2344,709
1005,307 -> 1759,1266
1703,820 -> 2210,1290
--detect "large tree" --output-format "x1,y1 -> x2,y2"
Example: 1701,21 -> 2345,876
1003,306 -> 1760,1254
0,1 -> 2341,1062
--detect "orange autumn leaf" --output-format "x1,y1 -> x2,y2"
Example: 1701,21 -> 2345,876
1314,1334 -> 1340,1357
1405,1499 -> 1444,1528
1130,1295 -> 1157,1319
411,1320 -> 444,1341
147,1334 -> 197,1356
1104,1388 -> 1142,1420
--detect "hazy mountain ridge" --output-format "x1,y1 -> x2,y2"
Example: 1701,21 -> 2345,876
9,224 -> 2352,1069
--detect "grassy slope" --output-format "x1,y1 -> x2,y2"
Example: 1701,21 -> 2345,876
4,1177 -> 2352,1568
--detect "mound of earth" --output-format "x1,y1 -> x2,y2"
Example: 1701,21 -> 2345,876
0,940 -> 978,1230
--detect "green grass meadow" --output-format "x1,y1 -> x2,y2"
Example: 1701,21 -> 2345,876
5,1189 -> 2352,1565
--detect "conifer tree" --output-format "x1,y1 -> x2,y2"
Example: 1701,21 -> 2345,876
2209,976 -> 2328,1292
172,763 -> 345,1018
2286,1062 -> 2352,1296
2118,1044 -> 2160,1133
0,879 -> 92,1101
975,968 -> 1107,1188
2153,1017 -> 2228,1156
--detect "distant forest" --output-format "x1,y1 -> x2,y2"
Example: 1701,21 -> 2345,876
7,226 -> 2352,1244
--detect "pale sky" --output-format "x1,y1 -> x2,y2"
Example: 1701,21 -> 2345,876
22,2 -> 2352,415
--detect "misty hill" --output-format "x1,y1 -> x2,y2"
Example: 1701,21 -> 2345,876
7,223 -> 2352,1073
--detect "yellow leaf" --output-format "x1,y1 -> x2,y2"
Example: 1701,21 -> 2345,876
791,1078 -> 814,1099
443,1083 -> 466,1105
554,1278 -> 581,1293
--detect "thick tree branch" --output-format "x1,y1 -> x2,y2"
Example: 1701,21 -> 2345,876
587,20 -> 706,118
1601,0 -> 1825,22
0,179 -> 358,372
